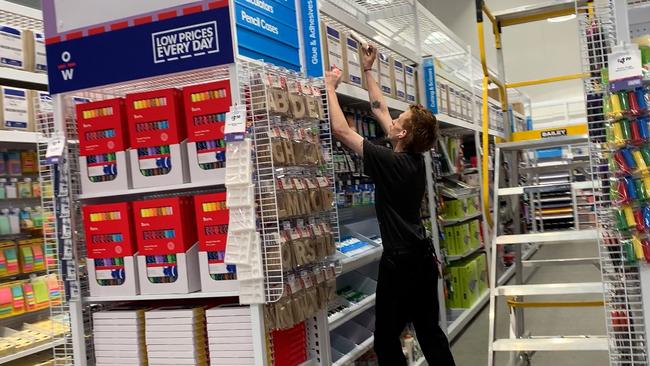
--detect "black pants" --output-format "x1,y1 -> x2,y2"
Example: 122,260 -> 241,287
374,248 -> 456,366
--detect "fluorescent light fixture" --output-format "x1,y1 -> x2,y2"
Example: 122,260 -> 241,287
366,0 -> 393,4
424,31 -> 450,45
547,14 -> 576,23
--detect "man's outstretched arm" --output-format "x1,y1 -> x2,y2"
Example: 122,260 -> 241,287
326,70 -> 364,157
362,44 -> 392,135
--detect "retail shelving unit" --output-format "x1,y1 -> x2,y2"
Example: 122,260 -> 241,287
318,1 -> 527,364
0,2 -> 70,366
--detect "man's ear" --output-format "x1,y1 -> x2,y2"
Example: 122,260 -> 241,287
398,129 -> 408,139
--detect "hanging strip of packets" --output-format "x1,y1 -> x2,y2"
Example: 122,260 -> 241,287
606,84 -> 650,263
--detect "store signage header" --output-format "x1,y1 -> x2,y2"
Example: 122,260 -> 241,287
152,21 -> 219,64
234,0 -> 301,71
46,5 -> 233,94
423,57 -> 437,114
300,0 -> 323,77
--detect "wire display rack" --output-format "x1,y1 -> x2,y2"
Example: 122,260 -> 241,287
577,0 -> 649,364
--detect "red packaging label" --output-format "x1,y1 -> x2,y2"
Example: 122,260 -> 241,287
182,80 -> 232,142
132,197 -> 197,255
193,192 -> 229,252
76,98 -> 129,156
82,202 -> 136,258
125,88 -> 185,147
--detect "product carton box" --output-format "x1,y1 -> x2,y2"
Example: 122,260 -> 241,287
0,87 -> 34,132
182,80 -> 231,183
344,34 -> 363,89
465,196 -> 479,215
459,259 -> 479,308
469,219 -> 481,250
133,197 -> 200,294
446,266 -> 461,308
443,226 -> 457,256
194,192 -> 238,293
443,199 -> 465,219
378,53 -> 395,98
83,202 -> 139,297
31,32 -> 46,73
404,64 -> 418,104
321,22 -> 347,79
76,98 -> 131,194
475,253 -> 488,295
0,25 -> 30,70
393,59 -> 407,101
455,223 -> 471,255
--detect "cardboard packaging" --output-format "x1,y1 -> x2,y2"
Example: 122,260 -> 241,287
194,192 -> 239,293
321,22 -> 346,78
76,98 -> 131,194
404,64 -> 418,104
133,197 -> 200,294
126,88 -> 189,189
32,32 -> 46,73
344,34 -> 363,88
0,25 -> 29,70
83,202 -> 139,297
378,53 -> 395,98
0,87 -> 34,132
393,59 -> 407,101
182,80 -> 231,184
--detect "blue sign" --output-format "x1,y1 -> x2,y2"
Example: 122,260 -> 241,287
423,57 -> 437,114
299,0 -> 323,77
46,5 -> 233,95
234,0 -> 301,71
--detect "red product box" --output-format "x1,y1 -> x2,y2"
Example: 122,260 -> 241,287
125,88 -> 185,148
271,322 -> 307,366
82,202 -> 136,258
133,197 -> 197,255
193,192 -> 229,252
183,81 -> 232,142
76,98 -> 128,156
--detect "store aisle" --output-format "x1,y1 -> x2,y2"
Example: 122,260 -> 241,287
449,241 -> 608,366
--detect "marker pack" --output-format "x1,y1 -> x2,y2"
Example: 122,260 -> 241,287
126,88 -> 189,188
133,197 -> 200,294
76,98 -> 132,194
82,202 -> 139,296
194,193 -> 238,293
183,81 -> 231,183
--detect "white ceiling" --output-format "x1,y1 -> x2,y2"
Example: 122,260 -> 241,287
420,0 -> 585,105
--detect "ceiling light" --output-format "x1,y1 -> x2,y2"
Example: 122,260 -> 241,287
366,0 -> 393,4
547,14 -> 576,23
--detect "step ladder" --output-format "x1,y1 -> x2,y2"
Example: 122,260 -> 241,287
488,136 -> 608,366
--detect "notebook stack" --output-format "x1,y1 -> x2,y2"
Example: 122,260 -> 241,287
93,307 -> 147,366
145,306 -> 208,366
206,305 -> 255,365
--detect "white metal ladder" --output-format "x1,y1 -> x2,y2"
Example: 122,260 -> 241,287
488,136 -> 608,366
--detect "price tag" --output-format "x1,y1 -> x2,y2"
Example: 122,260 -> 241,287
608,44 -> 643,91
45,133 -> 66,164
224,105 -> 247,142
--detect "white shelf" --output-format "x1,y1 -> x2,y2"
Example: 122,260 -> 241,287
339,246 -> 383,275
333,335 -> 374,366
78,180 -> 224,200
328,294 -> 376,331
440,212 -> 481,226
0,338 -> 65,364
84,290 -> 239,302
436,114 -> 480,132
0,130 -> 41,144
446,246 -> 484,263
336,83 -> 409,111
0,67 -> 48,90
448,290 -> 489,341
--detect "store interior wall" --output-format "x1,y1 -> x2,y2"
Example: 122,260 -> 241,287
421,0 -> 587,128
9,0 -> 39,9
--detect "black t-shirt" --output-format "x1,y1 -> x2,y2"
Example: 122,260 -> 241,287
363,139 -> 427,248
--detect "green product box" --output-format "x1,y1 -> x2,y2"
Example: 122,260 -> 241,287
443,226 -> 458,255
465,196 -> 479,215
455,223 -> 471,255
474,253 -> 488,295
446,266 -> 461,308
469,219 -> 481,250
459,260 -> 479,308
443,199 -> 465,219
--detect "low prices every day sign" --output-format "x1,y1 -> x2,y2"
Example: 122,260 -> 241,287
152,22 -> 219,63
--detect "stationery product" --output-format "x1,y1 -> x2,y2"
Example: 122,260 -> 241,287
0,87 -> 34,132
404,64 -> 418,104
76,98 -> 131,194
134,197 -> 200,294
182,81 -> 231,183
393,59 -> 407,101
145,306 -> 208,366
82,202 -> 139,296
93,307 -> 147,366
344,34 -> 363,88
378,53 -> 395,98
126,88 -> 188,188
194,193 -> 237,293
206,305 -> 256,365
321,22 -> 346,77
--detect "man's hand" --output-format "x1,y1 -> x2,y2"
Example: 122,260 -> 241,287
325,68 -> 342,91
361,43 -> 377,71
